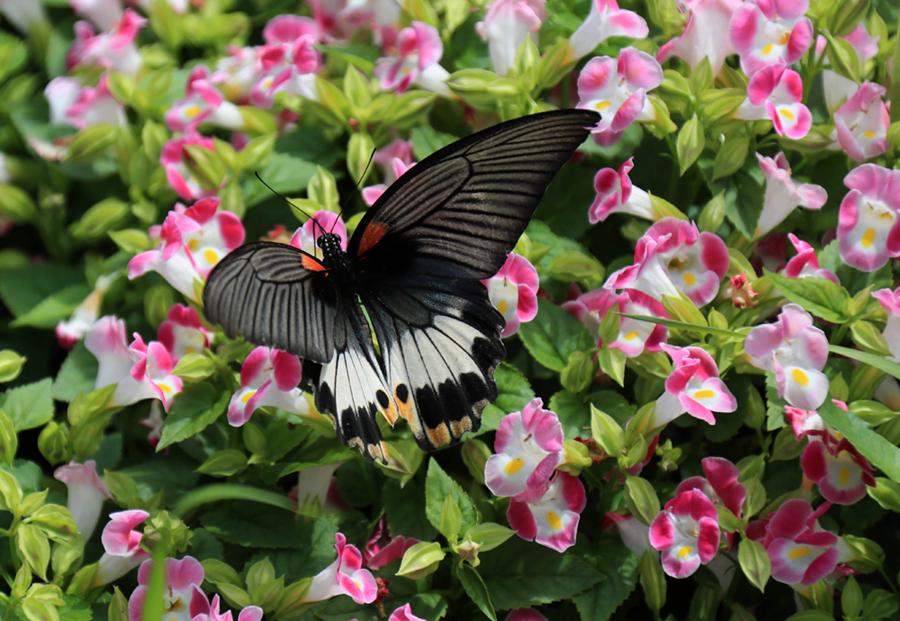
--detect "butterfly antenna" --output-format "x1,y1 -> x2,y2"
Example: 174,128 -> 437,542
254,171 -> 328,237
330,148 -> 377,234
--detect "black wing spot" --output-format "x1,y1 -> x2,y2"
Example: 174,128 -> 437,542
376,389 -> 390,409
396,383 -> 409,403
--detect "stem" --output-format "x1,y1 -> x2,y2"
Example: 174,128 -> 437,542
171,484 -> 294,518
830,323 -> 848,346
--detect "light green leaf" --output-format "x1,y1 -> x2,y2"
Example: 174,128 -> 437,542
458,564 -> 497,621
829,344 -> 900,381
818,399 -> 900,482
737,538 -> 770,592
765,271 -> 850,323
425,460 -> 479,539
519,299 -> 594,371
0,378 -> 54,431
157,383 -> 230,450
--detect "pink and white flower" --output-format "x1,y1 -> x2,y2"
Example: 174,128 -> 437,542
211,46 -> 262,103
654,344 -> 737,427
385,604 -> 427,621
568,0 -> 648,61
128,198 -> 245,302
302,533 -> 378,605
744,304 -> 829,410
45,76 -> 127,130
127,556 -> 205,621
657,0 -> 741,73
675,457 -> 745,518
736,65 -> 811,139
485,398 -> 563,499
374,22 -> 450,96
605,512 -> 651,556
157,303 -> 212,361
96,509 -> 150,585
53,460 -> 111,540
362,139 -> 415,205
729,0 -> 813,76
605,218 -> 729,307
476,0 -> 546,76
504,610 -> 549,621
294,462 -> 344,515
588,158 -> 655,223
576,48 -> 662,146
837,164 -> 900,272
166,67 -> 243,133
0,0 -> 46,34
71,0 -> 123,31
507,472 -> 586,553
227,346 -> 308,427
873,288 -> 900,362
55,274 -> 115,348
563,288 -> 668,358
801,435 -> 875,505
189,590 -> 263,621
649,489 -> 721,578
289,210 -> 348,259
67,9 -> 145,76
755,152 -> 826,237
251,15 -> 323,107
482,253 -> 539,338
160,134 -> 222,202
833,82 -> 890,162
782,234 -> 839,283
364,519 -> 420,570
85,316 -> 183,411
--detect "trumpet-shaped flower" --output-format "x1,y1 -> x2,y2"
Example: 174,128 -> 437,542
736,65 -> 811,139
675,457 -> 745,518
605,218 -> 729,307
568,0 -> 648,61
71,0 -> 123,31
873,288 -> 900,362
128,198 -> 245,303
211,46 -> 261,103
755,152 -> 826,237
364,518 -> 420,570
744,304 -> 828,409
563,288 -> 668,358
730,0 -> 813,75
67,9 -> 145,75
362,139 -> 415,205
783,234 -> 838,283
166,67 -> 243,133
53,460 -> 111,541
837,164 -> 900,272
127,556 -> 205,621
374,22 -> 450,96
605,512 -> 651,556
649,489 -> 721,578
476,0 -> 546,76
302,533 -> 378,605
228,346 -> 308,427
801,435 -> 875,505
834,82 -> 890,162
289,210 -> 348,258
657,0 -> 741,73
485,398 -> 563,498
96,510 -> 150,585
56,274 -> 115,348
576,48 -> 662,146
189,589 -> 263,621
507,472 -> 586,552
157,303 -> 212,361
483,253 -> 539,338
160,134 -> 221,202
654,344 -> 737,427
383,604 -> 427,621
45,75 -> 127,130
251,15 -> 322,107
588,157 -> 655,223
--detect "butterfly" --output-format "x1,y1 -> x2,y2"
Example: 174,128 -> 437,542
203,109 -> 600,461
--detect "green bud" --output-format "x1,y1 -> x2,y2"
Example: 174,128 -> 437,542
738,538 -> 770,592
465,522 -> 514,553
184,144 -> 227,190
842,576 -> 863,618
0,468 -> 23,513
141,120 -> 168,161
173,352 -> 217,382
823,32 -> 861,82
643,94 -> 677,139
439,495 -> 463,543
343,66 -> 372,108
625,476 -> 660,525
245,558 -> 276,596
827,0 -> 868,37
558,438 -> 592,475
37,422 -> 70,465
639,550 -> 666,611
396,541 -> 446,579
461,438 -> 491,485
661,293 -> 707,327
649,194 -> 688,220
590,404 -> 624,456
143,511 -> 191,555
378,439 -> 424,486
698,192 -> 726,232
546,251 -> 605,289
68,124 -> 118,160
712,134 -> 749,180
561,350 -> 595,393
454,539 -> 481,567
308,166 -> 340,212
347,132 -> 375,185
676,114 -> 704,175
108,588 -> 129,621
17,524 -> 50,580
51,536 -> 84,578
70,198 -> 129,243
0,183 -> 36,222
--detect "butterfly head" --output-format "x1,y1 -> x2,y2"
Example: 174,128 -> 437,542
316,232 -> 346,266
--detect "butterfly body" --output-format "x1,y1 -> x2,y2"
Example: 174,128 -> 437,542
204,109 -> 600,460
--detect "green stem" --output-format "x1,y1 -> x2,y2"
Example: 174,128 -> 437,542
829,323 -> 848,346
171,484 -> 294,518
2,601 -> 17,621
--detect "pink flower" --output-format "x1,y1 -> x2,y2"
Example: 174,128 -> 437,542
676,457 -> 745,518
294,462 -> 344,515
45,75 -> 127,130
227,346 -> 308,427
166,67 -> 243,133
755,152 -> 826,237
485,398 -> 564,499
71,0 -> 123,31
654,344 -> 737,427
159,134 -> 222,201
563,288 -> 667,357
289,210 -> 348,258
374,22 -> 450,96
834,82 -> 890,162
96,510 -> 150,585
211,46 -> 262,102
576,48 -> 662,146
802,435 -> 875,505
251,15 -> 323,108
729,0 -> 813,75
309,0 -> 388,41
736,65 -> 811,139
302,533 -> 377,605
837,164 -> 900,272
362,139 -> 415,205
649,489 -> 720,578
782,234 -> 839,283
588,157 -> 655,223
505,610 -> 549,621
476,0 -> 546,76
657,0 -> 741,73
141,402 -> 164,448
568,0 -> 648,61
744,304 -> 829,409
387,604 -> 427,621
67,9 -> 145,75
53,460 -> 111,540
189,589 -> 263,621
605,218 -> 728,307
604,512 -> 651,556
507,472 -> 586,553
482,253 -> 539,338
873,288 -> 900,362
157,304 -> 212,361
364,519 -> 420,570
85,316 -> 183,411
127,556 -> 205,621
56,274 -> 115,348
128,198 -> 245,302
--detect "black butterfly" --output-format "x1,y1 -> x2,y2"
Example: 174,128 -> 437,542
203,109 -> 600,461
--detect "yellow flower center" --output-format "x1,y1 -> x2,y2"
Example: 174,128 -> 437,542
594,100 -> 612,111
779,107 -> 795,121
779,32 -> 791,45
241,389 -> 257,404
860,227 -> 876,248
505,457 -> 525,476
788,546 -> 811,560
677,545 -> 693,559
203,248 -> 220,264
497,299 -> 509,315
862,130 -> 876,139
546,511 -> 562,530
791,368 -> 809,386
159,383 -> 172,394
623,331 -> 639,341
183,104 -> 203,119
762,43 -> 774,55
683,271 -> 696,286
838,465 -> 851,486
693,389 -> 715,400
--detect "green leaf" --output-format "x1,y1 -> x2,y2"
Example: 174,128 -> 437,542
465,523 -> 514,552
8,283 -> 91,329
518,299 -> 594,371
676,114 -> 704,175
493,363 -> 535,414
17,524 -> 50,580
764,271 -> 850,323
738,538 -> 770,592
829,344 -> 900,381
157,383 -> 230,450
783,611 -> 835,621
0,264 -> 82,319
624,476 -> 660,524
819,400 -> 900,482
868,477 -> 900,512
396,541 -> 445,579
242,153 -> 317,208
591,404 -> 624,457
0,378 -> 53,431
196,450 -> 247,477
458,564 -> 497,621
52,343 -> 99,402
425,460 -> 479,539
0,350 -> 26,383
620,313 -> 742,339
572,543 -> 638,621
638,550 -> 666,611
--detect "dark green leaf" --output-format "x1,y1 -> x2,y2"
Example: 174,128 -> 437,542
458,564 -> 497,621
425,459 -> 479,539
52,343 -> 98,402
518,299 -> 593,371
157,383 -> 230,450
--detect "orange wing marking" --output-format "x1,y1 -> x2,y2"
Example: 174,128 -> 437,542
301,253 -> 327,271
358,222 -> 390,256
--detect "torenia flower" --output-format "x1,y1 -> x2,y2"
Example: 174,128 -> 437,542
53,460 -> 111,540
837,164 -> 900,272
290,210 -> 348,258
364,518 -> 420,570
386,603 -> 427,621
568,0 -> 648,61
676,457 -> 745,518
68,9 -> 145,75
605,512 -> 651,556
166,67 -> 243,133
476,0 -> 546,76
729,0 -> 813,75
783,234 -> 838,283
302,533 -> 378,605
754,499 -> 839,586
211,46 -> 261,102
576,48 -> 662,146
375,22 -> 450,96
85,316 -> 183,411
507,472 -> 586,553
755,152 -> 826,237
160,135 -> 221,201
127,556 -> 205,621
873,288 -> 900,362
834,82 -> 890,162
657,0 -> 741,73
588,158 -> 653,223
157,304 -> 212,361
56,274 -> 115,348
251,15 -> 322,107
802,435 -> 875,505
484,398 -> 563,499
362,157 -> 415,205
736,65 -> 811,139
482,253 -> 539,338
505,610 -> 549,621
96,510 -> 150,585
649,489 -> 721,578
228,346 -> 308,427
45,76 -> 127,130
605,218 -> 729,307
71,0 -> 123,31
563,288 -> 667,357
654,344 -> 737,427
189,589 -> 263,621
128,198 -> 245,302
744,304 -> 829,409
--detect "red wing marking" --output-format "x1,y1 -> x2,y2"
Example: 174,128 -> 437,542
301,253 -> 327,272
357,222 -> 390,256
